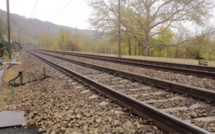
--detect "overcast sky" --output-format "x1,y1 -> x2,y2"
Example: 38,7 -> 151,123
0,0 -> 214,31
0,0 -> 91,30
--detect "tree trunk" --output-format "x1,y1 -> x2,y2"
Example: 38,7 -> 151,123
128,38 -> 131,55
175,46 -> 179,58
134,44 -> 137,56
144,31 -> 150,56
209,51 -> 212,61
144,39 -> 150,56
138,43 -> 141,56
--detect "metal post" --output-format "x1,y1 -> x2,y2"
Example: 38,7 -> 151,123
118,0 -> 121,57
6,0 -> 11,59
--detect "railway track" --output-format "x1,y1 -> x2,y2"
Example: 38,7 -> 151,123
34,50 -> 215,98
38,49 -> 215,79
27,50 -> 215,133
35,50 -> 215,91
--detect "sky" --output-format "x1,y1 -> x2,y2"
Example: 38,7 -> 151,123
0,0 -> 92,30
0,0 -> 214,32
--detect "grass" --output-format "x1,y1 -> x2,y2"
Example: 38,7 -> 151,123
10,86 -> 16,95
0,51 -> 17,62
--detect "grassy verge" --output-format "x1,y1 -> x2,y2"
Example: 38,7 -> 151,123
1,51 -> 17,62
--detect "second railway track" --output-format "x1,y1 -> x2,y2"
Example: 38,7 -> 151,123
36,49 -> 215,91
28,50 -> 215,133
38,49 -> 215,79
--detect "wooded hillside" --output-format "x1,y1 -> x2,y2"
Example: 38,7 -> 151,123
0,9 -> 94,48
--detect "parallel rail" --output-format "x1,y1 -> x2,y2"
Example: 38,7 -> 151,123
38,49 -> 215,79
27,50 -> 210,133
35,50 -> 215,102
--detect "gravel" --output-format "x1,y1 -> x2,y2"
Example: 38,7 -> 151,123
34,51 -> 215,133
1,52 -> 164,133
43,51 -> 215,91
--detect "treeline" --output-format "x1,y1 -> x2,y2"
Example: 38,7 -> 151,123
39,30 -> 117,54
87,0 -> 215,60
119,29 -> 215,60
0,9 -> 95,49
39,28 -> 215,60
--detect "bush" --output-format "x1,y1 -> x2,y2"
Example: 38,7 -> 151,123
0,38 -> 8,49
0,38 -> 8,57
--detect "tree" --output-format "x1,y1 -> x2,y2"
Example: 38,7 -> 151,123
150,27 -> 174,57
155,27 -> 174,45
0,17 -> 7,57
54,29 -> 71,50
89,0 -> 215,56
0,38 -> 8,57
0,17 -> 6,38
185,35 -> 213,59
39,34 -> 55,49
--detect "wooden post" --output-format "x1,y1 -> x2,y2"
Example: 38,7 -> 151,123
19,72 -> 23,86
7,0 -> 11,59
3,64 -> 7,74
42,67 -> 46,78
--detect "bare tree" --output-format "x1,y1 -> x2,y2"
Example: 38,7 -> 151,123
89,0 -> 215,56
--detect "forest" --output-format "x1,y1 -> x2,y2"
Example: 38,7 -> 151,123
38,27 -> 215,60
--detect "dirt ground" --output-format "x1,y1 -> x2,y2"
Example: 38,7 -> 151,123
0,53 -> 40,134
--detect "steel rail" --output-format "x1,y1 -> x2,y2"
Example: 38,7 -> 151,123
35,50 -> 215,102
38,49 -> 215,79
43,49 -> 215,72
27,50 -> 210,134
